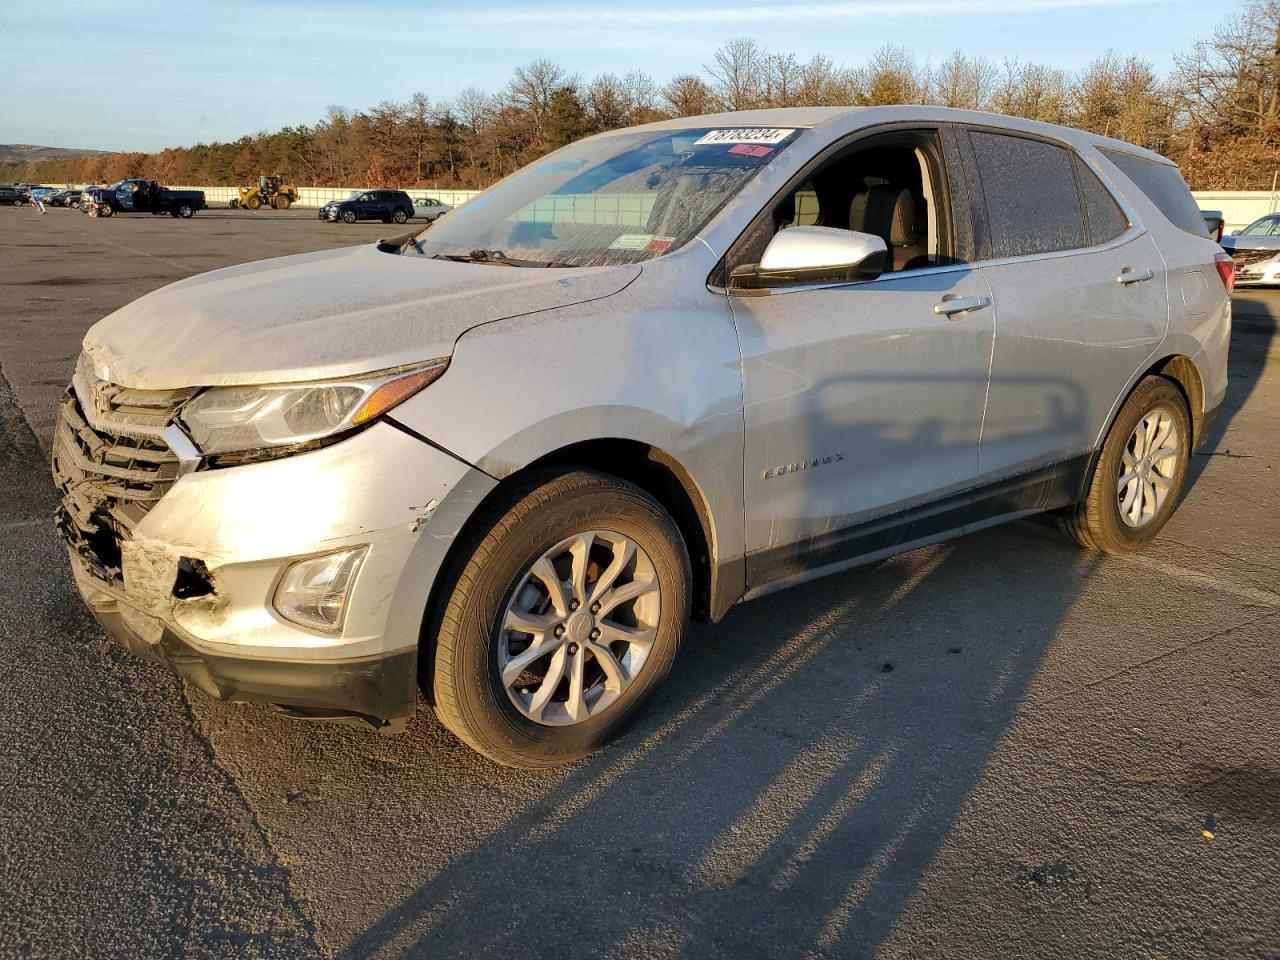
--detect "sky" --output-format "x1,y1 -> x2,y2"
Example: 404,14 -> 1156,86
0,0 -> 1248,153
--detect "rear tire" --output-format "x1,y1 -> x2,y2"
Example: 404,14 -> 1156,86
392,208 -> 408,224
430,469 -> 691,768
1061,375 -> 1191,553
176,203 -> 194,219
275,196 -> 291,210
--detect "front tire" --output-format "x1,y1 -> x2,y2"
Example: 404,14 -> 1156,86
1062,375 -> 1191,553
341,209 -> 357,224
430,469 -> 691,768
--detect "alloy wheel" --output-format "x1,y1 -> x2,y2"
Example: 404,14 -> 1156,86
1117,406 -> 1180,527
498,530 -> 660,726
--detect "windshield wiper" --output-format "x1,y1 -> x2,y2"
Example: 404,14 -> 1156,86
432,249 -> 577,268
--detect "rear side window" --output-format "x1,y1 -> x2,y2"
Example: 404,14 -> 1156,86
1073,156 -> 1128,245
969,131 -> 1086,258
1099,148 -> 1207,238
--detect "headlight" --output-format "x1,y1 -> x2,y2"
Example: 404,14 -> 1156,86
180,359 -> 447,460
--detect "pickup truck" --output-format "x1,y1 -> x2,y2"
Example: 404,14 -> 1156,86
95,179 -> 207,218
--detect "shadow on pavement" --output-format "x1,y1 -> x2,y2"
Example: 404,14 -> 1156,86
341,530 -> 1102,960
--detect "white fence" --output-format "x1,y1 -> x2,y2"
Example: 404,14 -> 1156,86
45,182 -> 1280,230
166,185 -> 483,209
1191,191 -> 1280,232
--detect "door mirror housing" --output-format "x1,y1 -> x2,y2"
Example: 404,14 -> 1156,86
729,226 -> 888,291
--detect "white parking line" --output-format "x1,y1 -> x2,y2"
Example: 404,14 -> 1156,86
1120,553 -> 1280,607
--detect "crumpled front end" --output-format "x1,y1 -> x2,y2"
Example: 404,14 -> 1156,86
51,354 -> 495,730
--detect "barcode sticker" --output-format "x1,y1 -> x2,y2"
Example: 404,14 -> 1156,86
694,128 -> 795,146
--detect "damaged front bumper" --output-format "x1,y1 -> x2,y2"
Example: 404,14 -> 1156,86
52,373 -> 496,730
74,567 -> 418,731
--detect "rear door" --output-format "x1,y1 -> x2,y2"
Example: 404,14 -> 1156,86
954,127 -> 1169,499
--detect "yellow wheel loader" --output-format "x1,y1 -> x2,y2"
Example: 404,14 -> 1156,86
229,174 -> 300,210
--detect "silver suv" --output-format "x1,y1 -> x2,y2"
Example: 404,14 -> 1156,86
54,108 -> 1231,766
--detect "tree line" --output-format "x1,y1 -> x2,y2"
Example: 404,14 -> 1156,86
6,1 -> 1280,191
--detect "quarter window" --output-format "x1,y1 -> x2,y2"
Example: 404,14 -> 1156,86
969,131 -> 1086,259
1073,156 -> 1128,245
1098,148 -> 1206,238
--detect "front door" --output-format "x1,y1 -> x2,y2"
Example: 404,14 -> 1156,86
726,128 -> 994,587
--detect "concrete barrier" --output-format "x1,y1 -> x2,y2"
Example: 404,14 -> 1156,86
1191,191 -> 1279,232
48,181 -> 1280,232
168,185 -> 483,209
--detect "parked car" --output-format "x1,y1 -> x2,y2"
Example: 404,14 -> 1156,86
0,185 -> 22,205
1219,212 -> 1280,285
46,189 -> 83,208
53,107 -> 1230,767
414,196 -> 454,222
319,189 -> 413,224
94,179 -> 207,218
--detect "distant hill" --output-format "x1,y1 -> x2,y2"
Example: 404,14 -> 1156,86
0,144 -> 111,162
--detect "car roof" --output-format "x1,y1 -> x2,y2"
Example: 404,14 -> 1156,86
624,105 -> 1176,168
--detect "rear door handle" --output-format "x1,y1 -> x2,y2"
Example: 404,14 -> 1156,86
932,295 -> 991,318
1117,266 -> 1154,285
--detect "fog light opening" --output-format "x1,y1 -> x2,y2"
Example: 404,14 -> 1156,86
173,557 -> 215,599
273,546 -> 368,633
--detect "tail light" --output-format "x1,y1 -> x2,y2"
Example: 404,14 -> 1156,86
1213,251 -> 1235,293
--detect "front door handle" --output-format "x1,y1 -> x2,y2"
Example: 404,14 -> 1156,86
1117,266 -> 1154,285
932,295 -> 991,318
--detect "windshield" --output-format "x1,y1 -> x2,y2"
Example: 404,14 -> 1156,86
347,191 -> 364,201
1243,216 -> 1280,237
417,126 -> 797,267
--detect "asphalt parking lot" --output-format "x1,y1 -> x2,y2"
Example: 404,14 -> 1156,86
1,205 -> 1277,960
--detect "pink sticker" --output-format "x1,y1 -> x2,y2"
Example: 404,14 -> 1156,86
729,144 -> 773,158
646,239 -> 673,253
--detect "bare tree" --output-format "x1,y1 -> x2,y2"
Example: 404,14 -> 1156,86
663,73 -> 713,117
706,37 -> 767,110
855,45 -> 925,105
929,51 -> 997,110
622,70 -> 661,123
587,73 -> 629,130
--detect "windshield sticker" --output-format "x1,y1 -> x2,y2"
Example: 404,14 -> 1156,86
645,237 -> 675,253
694,128 -> 795,146
609,234 -> 656,250
728,143 -> 774,158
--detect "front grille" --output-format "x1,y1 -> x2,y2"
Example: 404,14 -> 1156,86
1231,248 -> 1277,269
52,360 -> 196,585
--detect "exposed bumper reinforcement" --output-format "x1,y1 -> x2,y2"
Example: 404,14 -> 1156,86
79,574 -> 417,734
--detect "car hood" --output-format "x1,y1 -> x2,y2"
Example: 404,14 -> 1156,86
1222,235 -> 1280,253
83,243 -> 641,389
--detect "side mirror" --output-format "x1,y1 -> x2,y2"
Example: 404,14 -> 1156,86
729,226 -> 888,291
1231,229 -> 1241,236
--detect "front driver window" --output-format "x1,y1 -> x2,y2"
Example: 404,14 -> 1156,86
760,133 -> 945,276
